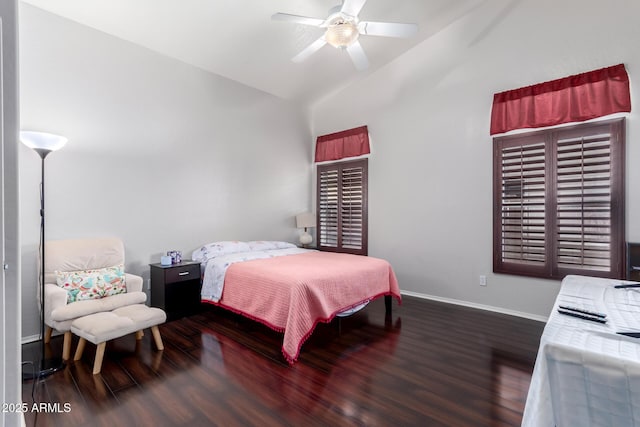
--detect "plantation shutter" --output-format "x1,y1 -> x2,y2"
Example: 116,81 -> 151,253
495,136 -> 548,275
318,167 -> 339,248
493,118 -> 625,279
317,159 -> 368,255
341,164 -> 366,251
554,123 -> 622,276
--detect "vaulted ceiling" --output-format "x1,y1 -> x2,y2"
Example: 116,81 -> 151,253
22,0 -> 485,105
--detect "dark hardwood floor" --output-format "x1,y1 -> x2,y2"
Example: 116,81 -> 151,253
22,296 -> 544,427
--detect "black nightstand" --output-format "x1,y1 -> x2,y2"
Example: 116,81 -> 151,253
150,260 -> 201,321
628,242 -> 640,281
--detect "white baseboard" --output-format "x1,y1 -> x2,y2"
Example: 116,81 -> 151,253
22,326 -> 67,344
21,331 -> 64,344
21,334 -> 41,345
400,290 -> 548,323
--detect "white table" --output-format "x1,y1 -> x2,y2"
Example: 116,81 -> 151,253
522,275 -> 640,427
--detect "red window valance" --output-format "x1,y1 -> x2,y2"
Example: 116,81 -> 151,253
490,64 -> 631,135
315,125 -> 370,163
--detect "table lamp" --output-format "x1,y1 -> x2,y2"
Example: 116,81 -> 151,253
296,212 -> 316,247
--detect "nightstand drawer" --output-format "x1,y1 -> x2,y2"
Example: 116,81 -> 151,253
164,264 -> 200,283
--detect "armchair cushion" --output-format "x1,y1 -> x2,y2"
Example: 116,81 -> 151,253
124,273 -> 143,293
56,264 -> 127,303
49,287 -> 147,322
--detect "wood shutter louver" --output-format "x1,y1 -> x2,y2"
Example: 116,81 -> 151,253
340,164 -> 365,250
318,168 -> 339,248
554,124 -> 622,276
498,138 -> 547,271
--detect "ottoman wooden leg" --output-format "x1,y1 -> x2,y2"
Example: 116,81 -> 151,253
74,337 -> 86,361
135,330 -> 144,340
93,342 -> 107,375
44,326 -> 53,344
151,326 -> 164,351
62,331 -> 73,361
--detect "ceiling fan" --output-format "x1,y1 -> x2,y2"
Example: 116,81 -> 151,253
272,0 -> 418,71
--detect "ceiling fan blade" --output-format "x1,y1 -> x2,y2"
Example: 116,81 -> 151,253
341,0 -> 368,18
292,37 -> 327,63
346,41 -> 369,71
271,12 -> 325,27
358,21 -> 418,38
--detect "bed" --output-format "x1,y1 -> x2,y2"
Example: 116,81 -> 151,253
192,240 -> 401,364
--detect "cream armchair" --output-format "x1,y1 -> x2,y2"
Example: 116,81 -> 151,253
43,238 -> 147,360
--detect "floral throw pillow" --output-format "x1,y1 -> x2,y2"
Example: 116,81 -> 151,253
56,264 -> 127,303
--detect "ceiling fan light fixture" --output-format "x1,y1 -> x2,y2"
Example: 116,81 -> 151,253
325,20 -> 359,49
273,0 -> 418,70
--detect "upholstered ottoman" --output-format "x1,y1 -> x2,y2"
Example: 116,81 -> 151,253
71,304 -> 166,374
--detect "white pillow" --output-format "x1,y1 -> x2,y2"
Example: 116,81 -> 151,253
192,240 -> 297,262
191,241 -> 251,263
247,241 -> 296,251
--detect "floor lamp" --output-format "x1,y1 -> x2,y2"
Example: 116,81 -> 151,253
20,131 -> 67,379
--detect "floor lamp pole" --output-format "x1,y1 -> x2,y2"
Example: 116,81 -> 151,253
23,149 -> 64,380
39,155 -> 48,375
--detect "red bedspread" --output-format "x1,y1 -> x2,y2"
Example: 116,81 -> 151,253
211,251 -> 401,364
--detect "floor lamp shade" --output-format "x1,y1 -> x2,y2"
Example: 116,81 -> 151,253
20,130 -> 67,379
20,131 -> 67,158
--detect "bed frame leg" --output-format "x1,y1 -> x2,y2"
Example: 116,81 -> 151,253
385,295 -> 392,316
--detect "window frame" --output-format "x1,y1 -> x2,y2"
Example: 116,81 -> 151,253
316,158 -> 368,256
493,118 -> 625,280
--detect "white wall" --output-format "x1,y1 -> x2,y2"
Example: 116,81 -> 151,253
19,4 -> 312,337
311,0 -> 640,319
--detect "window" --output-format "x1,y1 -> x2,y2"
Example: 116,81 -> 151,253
317,158 -> 368,255
493,118 -> 625,280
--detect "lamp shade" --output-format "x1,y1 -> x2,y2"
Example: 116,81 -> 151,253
296,212 -> 316,229
20,131 -> 67,152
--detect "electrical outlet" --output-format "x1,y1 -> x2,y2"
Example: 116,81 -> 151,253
147,278 -> 151,290
479,275 -> 487,286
